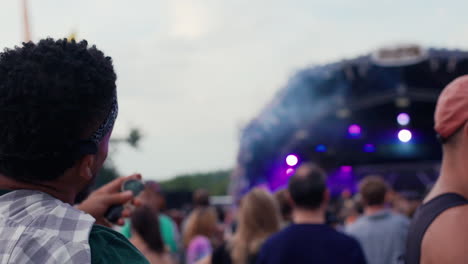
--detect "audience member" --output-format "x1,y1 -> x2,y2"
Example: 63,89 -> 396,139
131,206 -> 175,264
210,188 -> 281,264
182,188 -> 212,235
121,181 -> 180,254
325,210 -> 341,229
184,207 -> 218,264
0,39 -> 148,263
346,176 -> 409,264
256,164 -> 366,264
392,191 -> 423,218
406,75 -> 468,263
274,189 -> 292,227
167,208 -> 185,229
194,189 -> 211,208
340,199 -> 363,226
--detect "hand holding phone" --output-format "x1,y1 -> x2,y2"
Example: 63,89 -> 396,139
76,174 -> 143,226
104,179 -> 145,223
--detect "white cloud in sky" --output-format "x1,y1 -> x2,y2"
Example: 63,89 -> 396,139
1,0 -> 468,180
168,1 -> 212,40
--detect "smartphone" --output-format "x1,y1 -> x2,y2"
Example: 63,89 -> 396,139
104,179 -> 145,223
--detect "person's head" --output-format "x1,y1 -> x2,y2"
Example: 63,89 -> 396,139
0,39 -> 116,194
341,188 -> 352,200
140,181 -> 165,212
232,188 -> 281,264
274,188 -> 292,223
359,176 -> 388,207
193,189 -> 210,208
183,207 -> 218,248
393,191 -> 423,218
287,163 -> 328,211
131,206 -> 165,254
435,75 -> 468,157
340,199 -> 362,225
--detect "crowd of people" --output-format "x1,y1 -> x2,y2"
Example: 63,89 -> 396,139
0,38 -> 468,263
126,164 -> 416,264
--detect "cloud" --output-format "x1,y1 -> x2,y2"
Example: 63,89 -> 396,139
168,1 -> 212,40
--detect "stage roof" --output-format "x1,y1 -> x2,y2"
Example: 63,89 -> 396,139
234,46 -> 468,193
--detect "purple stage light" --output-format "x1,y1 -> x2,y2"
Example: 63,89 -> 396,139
286,168 -> 295,176
286,154 -> 299,166
341,166 -> 353,173
398,129 -> 412,143
348,124 -> 361,137
364,144 -> 376,153
397,113 -> 410,126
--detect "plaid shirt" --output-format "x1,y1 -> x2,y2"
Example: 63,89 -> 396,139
0,190 -> 95,264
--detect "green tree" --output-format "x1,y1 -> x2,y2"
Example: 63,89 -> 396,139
160,170 -> 231,195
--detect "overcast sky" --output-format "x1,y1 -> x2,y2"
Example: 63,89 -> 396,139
1,0 -> 468,180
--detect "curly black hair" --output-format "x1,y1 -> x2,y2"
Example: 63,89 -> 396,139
0,38 -> 116,183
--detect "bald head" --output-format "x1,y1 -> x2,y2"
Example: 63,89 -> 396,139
435,76 -> 468,142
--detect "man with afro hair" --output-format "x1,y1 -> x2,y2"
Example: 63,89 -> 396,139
0,38 -> 148,263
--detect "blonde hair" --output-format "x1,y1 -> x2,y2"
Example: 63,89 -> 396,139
231,188 -> 281,264
183,207 -> 218,248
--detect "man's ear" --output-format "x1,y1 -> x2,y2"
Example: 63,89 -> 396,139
78,155 -> 95,182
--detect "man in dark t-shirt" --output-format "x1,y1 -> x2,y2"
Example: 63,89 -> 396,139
256,164 -> 366,264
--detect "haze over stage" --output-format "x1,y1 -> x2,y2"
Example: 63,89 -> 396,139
233,46 -> 468,194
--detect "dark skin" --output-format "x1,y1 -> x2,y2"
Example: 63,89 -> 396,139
0,132 -> 142,227
77,173 -> 143,226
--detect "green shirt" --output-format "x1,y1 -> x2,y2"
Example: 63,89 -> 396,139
89,225 -> 149,264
